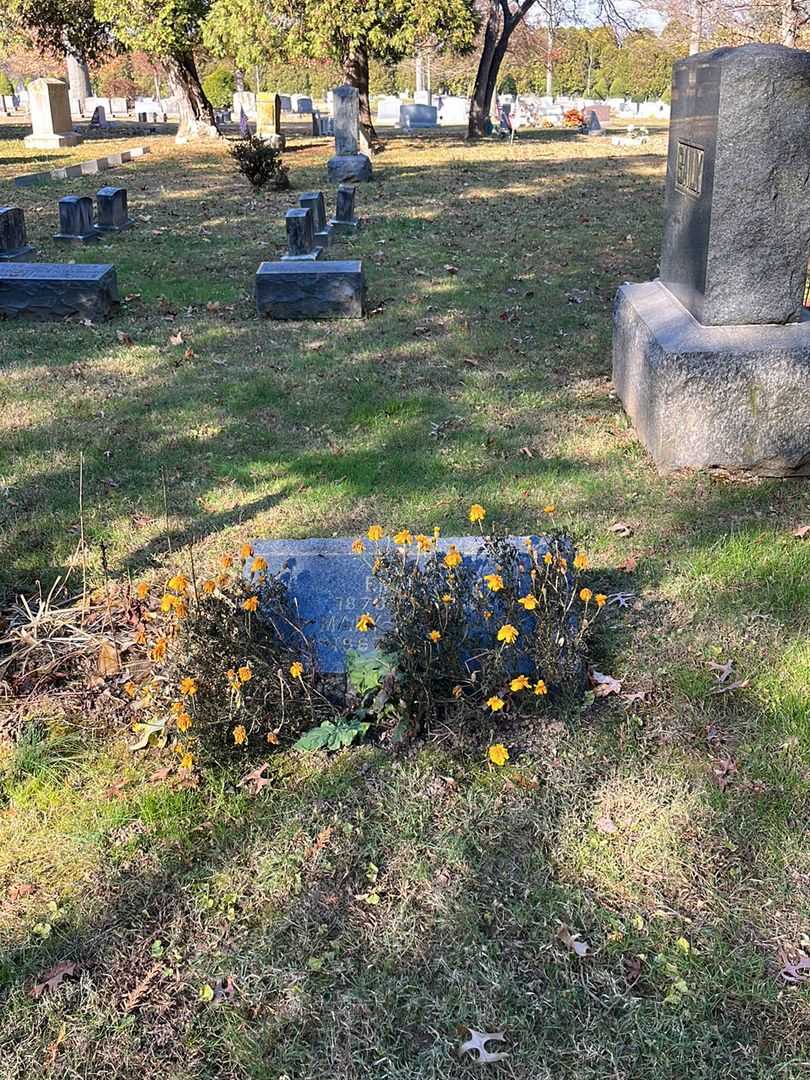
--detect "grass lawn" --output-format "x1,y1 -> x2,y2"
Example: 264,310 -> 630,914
1,117 -> 809,1079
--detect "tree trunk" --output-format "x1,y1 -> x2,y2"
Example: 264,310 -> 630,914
781,0 -> 800,45
545,21 -> 554,96
468,2 -> 521,139
688,0 -> 703,55
235,69 -> 245,92
343,43 -> 378,146
66,54 -> 91,113
162,50 -> 219,141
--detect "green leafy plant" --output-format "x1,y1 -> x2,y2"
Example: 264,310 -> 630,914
229,133 -> 289,191
202,65 -> 235,107
293,717 -> 370,752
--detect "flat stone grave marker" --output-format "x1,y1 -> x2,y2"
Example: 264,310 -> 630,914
400,103 -> 438,129
255,260 -> 366,320
250,536 -> 556,677
54,195 -> 98,242
0,207 -> 34,261
0,263 -> 119,320
96,186 -> 132,232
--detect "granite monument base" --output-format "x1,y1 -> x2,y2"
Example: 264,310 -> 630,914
328,217 -> 359,236
256,260 -> 366,320
0,243 -> 34,262
613,280 -> 810,475
0,263 -> 119,321
24,132 -> 81,149
280,247 -> 323,262
327,154 -> 372,183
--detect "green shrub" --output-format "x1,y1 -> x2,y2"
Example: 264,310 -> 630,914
229,134 -> 290,191
0,72 -> 13,97
202,66 -> 235,108
609,77 -> 626,98
498,73 -> 517,96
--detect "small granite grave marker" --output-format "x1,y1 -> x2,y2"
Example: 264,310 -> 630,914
298,191 -> 333,247
0,207 -> 34,261
585,110 -> 605,136
89,105 -> 108,128
329,184 -> 359,235
0,263 -> 119,320
281,207 -> 323,261
54,195 -> 98,242
96,186 -> 132,232
613,43 -> 810,475
327,85 -> 372,183
255,260 -> 366,320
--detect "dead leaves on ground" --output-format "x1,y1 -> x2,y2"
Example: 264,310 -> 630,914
707,660 -> 749,696
588,669 -> 622,697
29,961 -> 76,1000
457,1029 -> 509,1064
557,923 -> 591,958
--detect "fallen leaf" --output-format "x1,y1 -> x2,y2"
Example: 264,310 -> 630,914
457,1029 -> 509,1064
792,525 -> 810,539
206,301 -> 221,313
709,678 -> 749,696
30,961 -> 76,1000
462,357 -> 480,367
711,757 -> 738,791
708,660 -> 734,683
104,778 -> 131,800
124,964 -> 162,1012
557,923 -> 591,957
595,815 -> 618,834
169,332 -> 184,346
588,669 -> 622,697
116,330 -> 134,345
183,347 -> 195,361
97,640 -> 120,676
610,521 -> 634,538
212,975 -> 236,1003
781,955 -> 810,983
617,555 -> 637,573
8,882 -> 33,902
239,761 -> 271,795
148,765 -> 173,783
444,264 -> 459,275
621,690 -> 648,704
309,825 -> 334,859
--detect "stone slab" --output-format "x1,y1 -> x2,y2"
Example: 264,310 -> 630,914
249,535 -> 553,674
14,146 -> 150,187
256,260 -> 366,320
0,263 -> 119,321
613,280 -> 810,475
400,103 -> 438,129
327,153 -> 372,184
660,44 -> 810,326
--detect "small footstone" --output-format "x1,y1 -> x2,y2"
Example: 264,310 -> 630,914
0,263 -> 119,320
299,191 -> 333,247
0,207 -> 34,261
54,195 -> 98,242
255,260 -> 366,319
329,184 -> 359,235
96,186 -> 132,232
280,207 -> 323,262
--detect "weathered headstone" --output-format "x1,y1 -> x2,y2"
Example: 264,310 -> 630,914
256,92 -> 285,149
299,191 -> 333,247
281,208 -> 322,261
54,196 -> 98,242
327,85 -> 372,183
96,187 -> 132,232
89,105 -> 108,128
585,110 -> 605,136
613,43 -> 810,475
279,95 -> 292,113
292,94 -> 313,113
0,207 -> 34,261
436,95 -> 469,125
329,184 -> 359,235
399,103 -> 438,129
255,260 -> 366,320
376,95 -> 401,124
24,78 -> 81,148
0,263 -> 119,320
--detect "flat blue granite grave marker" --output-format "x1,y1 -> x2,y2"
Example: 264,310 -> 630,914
250,535 -> 559,674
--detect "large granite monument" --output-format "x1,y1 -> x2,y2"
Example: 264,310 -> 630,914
327,85 -> 372,183
613,44 -> 810,475
256,92 -> 285,149
0,263 -> 119,320
24,78 -> 81,148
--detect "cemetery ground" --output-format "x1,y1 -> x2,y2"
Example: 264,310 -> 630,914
1,118 -> 809,1079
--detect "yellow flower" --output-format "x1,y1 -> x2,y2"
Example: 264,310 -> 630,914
534,679 -> 548,696
557,557 -> 568,573
595,593 -> 607,608
177,711 -> 192,732
394,529 -> 413,546
510,675 -> 531,692
488,742 -> 509,765
174,600 -> 188,620
518,594 -> 538,610
367,524 -> 384,542
202,578 -> 216,594
135,627 -> 146,645
150,637 -> 168,663
135,581 -> 150,600
233,724 -> 247,746
238,665 -> 252,683
167,574 -> 188,594
441,593 -> 452,604
429,630 -> 442,643
543,504 -> 556,514
179,676 -> 198,697
251,556 -> 268,573
242,596 -> 259,612
543,552 -> 553,566
226,668 -> 240,689
217,574 -> 231,588
487,696 -> 505,713
497,623 -> 519,645
351,539 -> 365,554
356,613 -> 375,632
469,504 -> 486,523
444,545 -> 462,569
580,588 -> 593,603
240,543 -> 254,560
415,534 -> 433,552
573,553 -> 588,571
290,661 -> 304,678
220,554 -> 233,570
159,593 -> 176,613
433,526 -> 441,540
484,573 -> 504,592
170,700 -> 184,716
124,681 -> 137,697
179,752 -> 194,772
